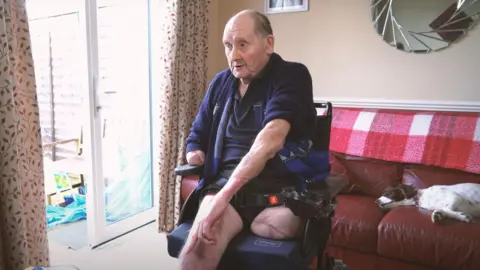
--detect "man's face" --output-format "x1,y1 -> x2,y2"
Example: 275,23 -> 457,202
222,17 -> 274,83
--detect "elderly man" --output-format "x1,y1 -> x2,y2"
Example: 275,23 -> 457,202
179,9 -> 317,270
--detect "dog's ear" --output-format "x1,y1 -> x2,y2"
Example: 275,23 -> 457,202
403,185 -> 417,198
397,183 -> 417,199
381,186 -> 393,196
382,186 -> 398,199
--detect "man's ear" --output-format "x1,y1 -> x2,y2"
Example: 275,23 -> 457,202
265,35 -> 274,54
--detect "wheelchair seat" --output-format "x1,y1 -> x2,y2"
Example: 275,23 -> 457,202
167,176 -> 347,270
168,222 -> 316,270
166,102 -> 349,270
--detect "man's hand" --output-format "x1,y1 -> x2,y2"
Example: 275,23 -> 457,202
185,193 -> 230,253
186,150 -> 205,165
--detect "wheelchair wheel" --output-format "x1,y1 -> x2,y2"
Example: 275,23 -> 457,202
178,190 -> 200,225
302,218 -> 315,256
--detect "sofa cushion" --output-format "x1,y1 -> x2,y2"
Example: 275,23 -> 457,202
326,246 -> 433,270
403,164 -> 480,189
332,152 -> 404,197
377,207 -> 480,270
329,152 -> 364,195
329,194 -> 385,253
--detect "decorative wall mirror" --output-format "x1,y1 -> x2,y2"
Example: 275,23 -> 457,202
371,0 -> 480,53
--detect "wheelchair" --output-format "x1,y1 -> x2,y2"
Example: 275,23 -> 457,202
166,102 -> 349,270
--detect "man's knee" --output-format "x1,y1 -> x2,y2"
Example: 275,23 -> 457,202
198,193 -> 216,210
180,193 -> 243,261
250,206 -> 302,239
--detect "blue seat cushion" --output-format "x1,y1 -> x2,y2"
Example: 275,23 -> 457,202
167,222 -> 317,270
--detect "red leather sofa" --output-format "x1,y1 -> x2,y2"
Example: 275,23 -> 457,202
179,151 -> 480,270
326,151 -> 480,270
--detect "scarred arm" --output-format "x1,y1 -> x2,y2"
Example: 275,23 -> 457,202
218,119 -> 290,200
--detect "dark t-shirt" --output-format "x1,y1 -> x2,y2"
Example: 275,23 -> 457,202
222,88 -> 259,165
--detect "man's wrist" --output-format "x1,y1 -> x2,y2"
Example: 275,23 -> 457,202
218,178 -> 243,202
216,189 -> 234,204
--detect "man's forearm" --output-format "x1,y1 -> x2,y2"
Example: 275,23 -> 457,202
218,119 -> 290,201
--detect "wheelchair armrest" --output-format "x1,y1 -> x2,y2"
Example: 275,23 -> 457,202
174,164 -> 204,176
324,175 -> 348,198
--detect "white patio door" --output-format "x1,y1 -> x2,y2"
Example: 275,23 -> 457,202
81,0 -> 159,248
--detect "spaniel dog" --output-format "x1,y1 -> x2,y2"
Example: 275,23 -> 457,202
375,183 -> 480,223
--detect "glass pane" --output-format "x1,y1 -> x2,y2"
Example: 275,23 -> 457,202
27,0 -> 88,230
96,0 -> 154,225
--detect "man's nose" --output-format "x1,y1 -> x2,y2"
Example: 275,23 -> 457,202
230,47 -> 241,61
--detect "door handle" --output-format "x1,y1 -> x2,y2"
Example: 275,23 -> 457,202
93,76 -> 102,116
103,118 -> 107,138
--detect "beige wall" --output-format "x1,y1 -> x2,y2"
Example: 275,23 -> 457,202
207,0 -> 480,104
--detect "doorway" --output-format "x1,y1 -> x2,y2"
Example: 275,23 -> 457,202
26,0 -> 159,250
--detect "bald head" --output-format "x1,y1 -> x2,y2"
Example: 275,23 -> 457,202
225,10 -> 273,38
222,9 -> 275,85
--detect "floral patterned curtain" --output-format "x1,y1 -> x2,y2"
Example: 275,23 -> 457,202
156,0 -> 210,232
0,1 -> 50,270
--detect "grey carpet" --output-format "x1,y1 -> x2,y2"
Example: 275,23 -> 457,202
48,220 -> 87,250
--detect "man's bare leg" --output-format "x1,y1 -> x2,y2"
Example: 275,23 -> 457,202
251,205 -> 335,269
179,194 -> 243,270
250,205 -> 303,239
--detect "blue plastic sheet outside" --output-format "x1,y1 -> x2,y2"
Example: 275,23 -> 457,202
46,150 -> 153,229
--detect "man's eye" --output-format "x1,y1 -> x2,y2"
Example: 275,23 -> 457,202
240,42 -> 247,47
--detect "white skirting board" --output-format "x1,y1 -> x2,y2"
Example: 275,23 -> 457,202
313,97 -> 480,112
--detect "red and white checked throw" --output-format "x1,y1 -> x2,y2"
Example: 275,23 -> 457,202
329,108 -> 480,174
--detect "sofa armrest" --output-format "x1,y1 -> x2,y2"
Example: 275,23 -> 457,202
174,164 -> 204,176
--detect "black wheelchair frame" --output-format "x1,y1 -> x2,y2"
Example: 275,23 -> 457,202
167,102 -> 348,270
